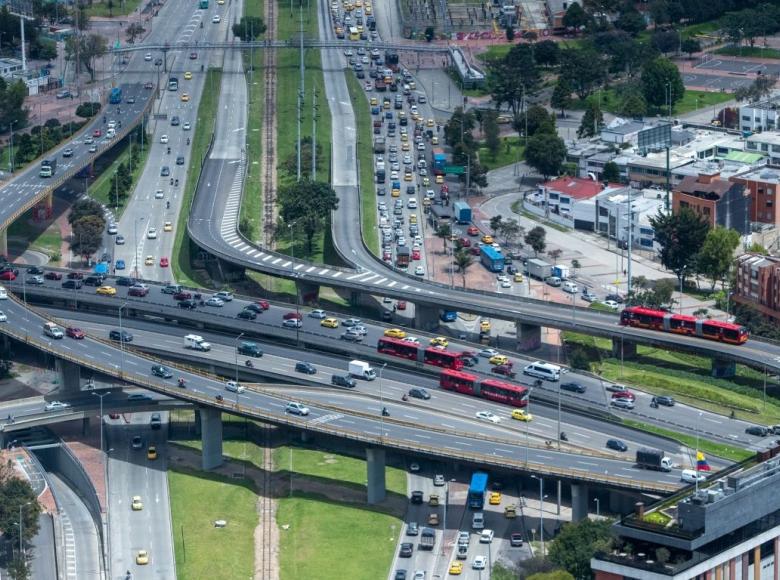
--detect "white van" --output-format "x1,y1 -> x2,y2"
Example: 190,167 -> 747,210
562,281 -> 578,294
681,469 -> 706,484
523,361 -> 561,382
472,512 -> 485,529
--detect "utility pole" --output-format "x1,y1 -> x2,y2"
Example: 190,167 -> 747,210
312,87 -> 317,179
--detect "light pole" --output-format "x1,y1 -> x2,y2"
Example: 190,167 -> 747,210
556,380 -> 562,450
234,331 -> 245,401
379,363 -> 387,436
524,386 -> 532,466
118,302 -> 128,374
531,475 -> 545,556
594,497 -> 600,517
695,411 -> 702,492
18,502 -> 30,556
92,391 -> 109,460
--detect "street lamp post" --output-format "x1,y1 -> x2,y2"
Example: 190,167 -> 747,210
9,120 -> 17,173
18,502 -> 30,556
557,380 -> 562,451
379,363 -> 387,436
695,411 -> 703,492
92,391 -> 109,460
531,475 -> 545,556
118,302 -> 128,374
594,497 -> 600,517
234,332 -> 245,403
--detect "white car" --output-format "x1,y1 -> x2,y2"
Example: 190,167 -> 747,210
212,14 -> 221,22
160,134 -> 169,144
402,337 -> 420,344
478,348 -> 498,358
344,48 -> 353,56
350,325 -> 368,336
147,228 -> 157,239
214,291 -> 233,302
457,531 -> 470,546
144,52 -> 152,61
309,309 -> 327,319
205,297 -> 224,307
414,266 -> 425,276
183,122 -> 191,131
500,280 -> 512,289
154,189 -> 164,199
681,469 -> 707,484
285,401 -> 310,416
225,380 -> 245,393
403,154 -> 412,165
611,398 -> 635,410
107,223 -> 118,234
479,529 -> 494,543
472,555 -> 487,570
602,299 -> 620,310
0,311 -> 7,322
45,401 -> 70,412
407,199 -> 417,209
0,287 -> 7,300
476,411 -> 500,424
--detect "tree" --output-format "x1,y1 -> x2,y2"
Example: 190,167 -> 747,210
534,40 -> 560,66
0,460 -> 42,554
490,215 -> 503,234
525,226 -> 547,256
681,38 -> 701,58
641,56 -> 685,110
734,73 -> 779,103
649,207 -> 709,284
618,90 -> 647,118
649,0 -> 671,25
571,258 -> 581,276
277,180 -> 339,254
125,22 -> 145,44
577,101 -> 603,138
548,248 -> 562,262
443,107 -> 476,149
615,7 -> 647,36
562,2 -> 590,29
651,29 -> 681,54
696,226 -> 740,289
232,16 -> 267,40
515,105 -> 556,138
525,133 -> 566,179
548,519 -> 613,580
454,249 -> 474,288
488,43 -> 540,117
72,214 -> 105,256
69,198 -> 104,225
560,49 -> 606,100
7,555 -> 30,580
436,223 -> 452,253
602,161 -> 620,182
497,218 -> 523,247
551,78 -> 573,118
483,110 -> 501,158
65,33 -> 108,81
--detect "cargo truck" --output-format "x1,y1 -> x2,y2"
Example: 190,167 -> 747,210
39,158 -> 57,178
184,334 -> 211,351
552,264 -> 570,279
453,201 -> 472,224
480,245 -> 504,273
396,246 -> 410,267
635,448 -> 672,472
373,137 -> 385,153
419,527 -> 435,550
349,360 -> 377,381
527,258 -> 552,280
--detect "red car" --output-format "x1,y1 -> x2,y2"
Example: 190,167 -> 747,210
382,250 -> 391,262
189,52 -> 198,59
173,291 -> 192,301
467,226 -> 479,236
457,237 -> 471,248
283,311 -> 303,320
412,249 -> 421,260
469,246 -> 481,256
159,257 -> 169,267
397,301 -> 407,311
93,129 -> 102,138
44,271 -> 62,280
491,364 -> 516,378
611,390 -> 635,401
128,286 -> 148,297
0,271 -> 16,281
67,272 -> 84,280
66,327 -> 85,339
255,300 -> 270,310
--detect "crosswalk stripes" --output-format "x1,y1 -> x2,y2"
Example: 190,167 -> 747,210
308,413 -> 344,425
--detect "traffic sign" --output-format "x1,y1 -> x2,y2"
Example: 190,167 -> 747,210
444,166 -> 465,175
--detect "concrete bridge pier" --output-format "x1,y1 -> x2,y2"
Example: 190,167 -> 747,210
516,322 -> 541,351
571,482 -> 589,522
56,359 -> 82,394
199,406 -> 223,470
609,490 -> 637,515
712,358 -> 736,378
295,279 -> 320,305
413,306 -> 440,331
205,256 -> 245,284
0,229 -> 7,257
366,447 -> 386,504
612,337 -> 637,360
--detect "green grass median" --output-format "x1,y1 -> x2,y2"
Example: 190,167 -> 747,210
89,134 -> 151,221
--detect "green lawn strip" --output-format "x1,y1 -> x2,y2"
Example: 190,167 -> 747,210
588,302 -> 619,313
84,0 -> 143,17
477,137 -> 524,171
562,332 -> 780,423
169,468 -> 256,579
344,72 -> 379,256
714,46 -> 780,59
88,136 -> 151,221
172,68 -> 222,288
277,494 -> 403,580
7,217 -> 61,257
510,200 -> 569,232
621,418 -> 753,462
570,88 -> 732,116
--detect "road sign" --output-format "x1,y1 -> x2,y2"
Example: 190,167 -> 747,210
444,166 -> 465,175
638,123 -> 672,155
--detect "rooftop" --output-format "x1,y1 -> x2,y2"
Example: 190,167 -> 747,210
732,166 -> 780,185
747,132 -> 780,146
627,150 -> 694,170
542,176 -> 605,200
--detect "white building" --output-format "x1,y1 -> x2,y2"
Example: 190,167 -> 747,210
594,187 -> 664,252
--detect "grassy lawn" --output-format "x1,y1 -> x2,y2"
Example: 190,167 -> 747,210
510,200 -> 569,232
8,217 -> 62,258
169,468 -> 257,579
88,135 -> 150,221
563,332 -> 780,424
621,418 -> 753,462
478,136 -> 524,171
84,0 -> 143,17
345,72 -> 379,256
272,445 -> 407,495
715,45 -> 780,59
571,88 -> 732,116
172,68 -> 222,288
277,494 -> 402,580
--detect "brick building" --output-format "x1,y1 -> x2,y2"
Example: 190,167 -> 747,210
734,253 -> 780,322
672,168 -> 751,234
731,167 -> 780,225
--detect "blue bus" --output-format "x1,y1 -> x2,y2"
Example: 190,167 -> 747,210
480,245 -> 505,273
108,87 -> 122,104
468,472 -> 489,509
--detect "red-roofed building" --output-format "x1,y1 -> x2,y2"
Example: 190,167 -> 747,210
527,177 -> 624,231
543,176 -> 605,201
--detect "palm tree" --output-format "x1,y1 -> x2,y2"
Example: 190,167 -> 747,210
454,249 -> 474,288
436,224 -> 452,254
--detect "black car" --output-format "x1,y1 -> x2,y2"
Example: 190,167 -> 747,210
109,329 -> 133,342
377,187 -> 386,196
295,361 -> 316,374
408,387 -> 430,400
237,309 -> 257,320
506,265 -> 517,275
84,275 -> 104,286
26,266 -> 44,275
746,425 -> 769,437
410,490 -> 423,504
116,277 -> 137,286
406,522 -> 419,536
131,435 -> 143,449
606,439 -> 628,452
398,543 -> 413,558
170,116 -> 180,126
331,374 -> 357,388
560,382 -> 587,394
394,570 -> 407,580
178,299 -> 197,309
605,293 -> 624,304
151,365 -> 173,379
244,303 -> 265,313
176,156 -> 185,165
62,280 -> 83,289
652,395 -> 675,407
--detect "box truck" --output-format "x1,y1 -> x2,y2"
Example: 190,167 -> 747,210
526,258 -> 552,280
349,360 -> 377,381
184,334 -> 211,351
453,201 -> 472,224
635,448 -> 672,472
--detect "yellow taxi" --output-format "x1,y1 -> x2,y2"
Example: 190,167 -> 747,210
404,171 -> 413,181
357,25 -> 364,33
422,176 -> 430,187
383,100 -> 391,110
147,445 -> 157,460
409,214 -> 417,224
432,136 -> 439,145
365,4 -> 372,13
430,336 -> 449,347
435,174 -> 444,184
136,550 -> 150,565
511,409 -> 533,422
370,97 -> 378,106
384,328 -> 406,339
480,320 -> 491,333
514,272 -> 524,283
391,187 -> 400,197
217,0 -> 224,3
131,496 -> 144,511
482,234 -> 494,244
144,255 -> 154,266
180,93 -> 190,102
184,71 -> 193,80
489,491 -> 502,505
321,317 -> 339,328
163,221 -> 173,232
96,285 -> 117,296
449,562 -> 463,575
409,81 -> 416,89
422,197 -> 432,207
426,118 -> 435,128
401,142 -> 410,151
400,133 -> 408,142
489,354 -> 509,366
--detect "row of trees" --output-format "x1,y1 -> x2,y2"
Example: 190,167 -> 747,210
14,118 -> 87,168
69,198 -> 106,257
441,107 -> 488,189
0,460 -> 42,580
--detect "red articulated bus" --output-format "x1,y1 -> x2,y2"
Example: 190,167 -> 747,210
620,306 -> 749,345
377,337 -> 464,370
440,369 -> 529,407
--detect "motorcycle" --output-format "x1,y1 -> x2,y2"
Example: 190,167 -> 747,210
187,137 -> 190,145
167,146 -> 171,154
245,360 -> 254,368
560,432 -> 568,442
166,201 -> 170,209
170,178 -> 174,186
177,377 -> 186,387
401,394 -> 408,402
200,21 -> 203,28
174,178 -> 179,186
381,407 -> 390,417
215,394 -> 224,402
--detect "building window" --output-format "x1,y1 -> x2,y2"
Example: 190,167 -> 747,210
768,200 -> 774,207
680,201 -> 689,209
703,207 -> 711,215
743,115 -> 751,121
769,189 -> 774,195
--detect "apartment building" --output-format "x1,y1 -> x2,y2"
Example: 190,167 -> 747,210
734,253 -> 780,322
672,168 -> 751,234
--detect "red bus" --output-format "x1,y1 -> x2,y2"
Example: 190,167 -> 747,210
620,306 -> 748,345
423,347 -> 464,370
440,369 -> 529,407
377,336 -> 418,361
